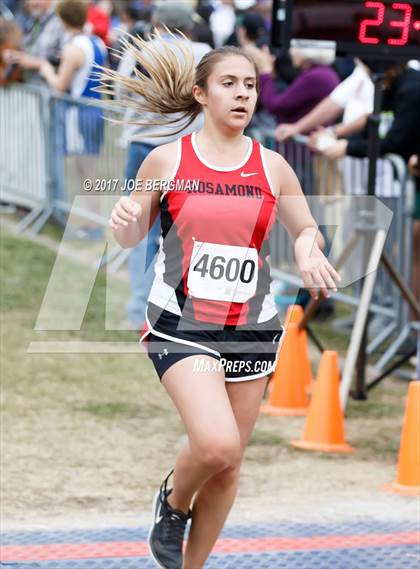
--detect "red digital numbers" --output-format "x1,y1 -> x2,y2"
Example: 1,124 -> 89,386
358,1 -> 414,46
388,3 -> 412,45
359,1 -> 385,43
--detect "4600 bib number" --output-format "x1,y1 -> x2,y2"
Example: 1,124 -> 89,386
194,254 -> 256,283
187,241 -> 258,303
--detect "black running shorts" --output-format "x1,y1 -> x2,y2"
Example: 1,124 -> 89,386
141,303 -> 284,382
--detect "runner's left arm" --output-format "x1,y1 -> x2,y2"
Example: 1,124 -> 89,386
264,148 -> 341,299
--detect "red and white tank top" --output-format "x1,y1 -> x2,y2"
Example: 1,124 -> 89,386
147,132 -> 279,327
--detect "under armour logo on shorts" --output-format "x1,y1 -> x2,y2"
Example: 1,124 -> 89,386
158,348 -> 169,360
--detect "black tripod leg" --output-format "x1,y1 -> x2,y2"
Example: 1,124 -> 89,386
306,325 -> 324,353
366,350 -> 416,390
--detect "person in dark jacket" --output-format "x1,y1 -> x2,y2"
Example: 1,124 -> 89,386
224,11 -> 269,48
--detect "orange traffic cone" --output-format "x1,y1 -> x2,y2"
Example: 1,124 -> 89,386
292,351 -> 354,452
261,323 -> 310,416
384,380 -> 420,496
285,303 -> 304,326
286,304 -> 314,393
267,305 -> 313,395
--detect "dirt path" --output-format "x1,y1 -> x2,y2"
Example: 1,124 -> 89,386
4,371 -> 418,532
2,219 -> 418,532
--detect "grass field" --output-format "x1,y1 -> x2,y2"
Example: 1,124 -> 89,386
1,225 -> 413,526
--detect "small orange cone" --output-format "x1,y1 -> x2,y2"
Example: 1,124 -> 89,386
292,351 -> 354,452
285,303 -> 304,326
267,305 -> 314,395
261,323 -> 310,416
286,305 -> 315,393
384,380 -> 420,496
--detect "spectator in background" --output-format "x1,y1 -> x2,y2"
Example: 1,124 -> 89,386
0,17 -> 22,84
248,42 -> 339,127
13,0 -> 67,81
237,10 -> 268,47
6,0 -> 108,238
225,10 -> 268,48
254,0 -> 272,31
119,2 -> 152,36
131,0 -> 155,20
209,0 -> 236,47
109,3 -> 152,69
41,1 -> 106,94
312,62 -> 420,163
191,7 -> 214,48
50,0 -> 107,238
275,58 -> 373,144
196,0 -> 213,24
116,1 -> 211,329
248,39 -> 339,316
5,0 -> 106,101
86,0 -> 111,46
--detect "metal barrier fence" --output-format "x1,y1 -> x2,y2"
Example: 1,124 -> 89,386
0,83 -> 127,234
257,130 -> 415,376
50,91 -> 127,233
0,84 -> 50,217
0,83 -> 416,377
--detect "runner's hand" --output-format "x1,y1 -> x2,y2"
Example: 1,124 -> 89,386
3,49 -> 42,70
296,247 -> 341,300
275,123 -> 298,143
109,197 -> 142,231
322,139 -> 348,160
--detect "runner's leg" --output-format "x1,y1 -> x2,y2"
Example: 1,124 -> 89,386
161,355 -> 242,515
182,376 -> 269,569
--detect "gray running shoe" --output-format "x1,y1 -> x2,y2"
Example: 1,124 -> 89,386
148,469 -> 191,569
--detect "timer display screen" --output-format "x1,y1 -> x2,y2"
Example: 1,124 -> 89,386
273,0 -> 420,57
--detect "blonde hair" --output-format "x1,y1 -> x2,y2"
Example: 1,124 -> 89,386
100,29 -> 258,136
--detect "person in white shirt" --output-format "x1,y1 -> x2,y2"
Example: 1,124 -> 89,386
209,0 -> 236,48
275,59 -> 374,147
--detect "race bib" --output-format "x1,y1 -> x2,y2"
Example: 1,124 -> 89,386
187,241 -> 258,303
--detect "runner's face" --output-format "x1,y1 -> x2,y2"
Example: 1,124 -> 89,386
202,55 -> 257,132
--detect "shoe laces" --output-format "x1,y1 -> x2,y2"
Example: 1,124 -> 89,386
161,509 -> 188,544
160,468 -> 174,500
159,469 -> 191,544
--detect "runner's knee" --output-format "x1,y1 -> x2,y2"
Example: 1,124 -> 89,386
209,461 -> 242,489
193,435 -> 242,472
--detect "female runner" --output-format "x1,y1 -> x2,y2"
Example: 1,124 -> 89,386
107,33 -> 340,569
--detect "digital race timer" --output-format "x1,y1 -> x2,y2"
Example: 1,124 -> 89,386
272,0 -> 420,57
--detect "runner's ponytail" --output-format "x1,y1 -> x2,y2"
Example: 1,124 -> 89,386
100,29 -> 200,133
101,30 -> 258,136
